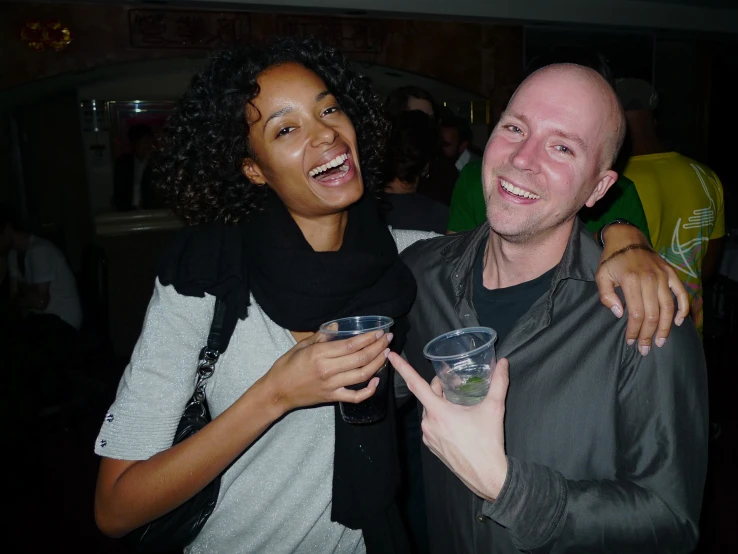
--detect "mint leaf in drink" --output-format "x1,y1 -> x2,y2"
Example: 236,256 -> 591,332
459,375 -> 485,392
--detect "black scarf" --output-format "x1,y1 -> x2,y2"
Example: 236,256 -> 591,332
158,190 -> 416,551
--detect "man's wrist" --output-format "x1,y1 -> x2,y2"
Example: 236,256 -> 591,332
483,456 -> 510,502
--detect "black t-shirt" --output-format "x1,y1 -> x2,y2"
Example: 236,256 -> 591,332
473,241 -> 556,344
383,192 -> 450,234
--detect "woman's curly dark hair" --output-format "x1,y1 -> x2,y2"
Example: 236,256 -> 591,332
152,36 -> 389,225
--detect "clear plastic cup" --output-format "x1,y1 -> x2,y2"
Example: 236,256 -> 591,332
319,316 -> 394,424
423,327 -> 497,405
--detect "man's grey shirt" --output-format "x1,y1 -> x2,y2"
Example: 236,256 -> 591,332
399,220 -> 708,553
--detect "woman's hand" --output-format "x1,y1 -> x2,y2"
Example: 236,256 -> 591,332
596,223 -> 690,355
262,330 -> 393,414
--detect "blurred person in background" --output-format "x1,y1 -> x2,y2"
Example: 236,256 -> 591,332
617,77 -> 725,334
113,124 -> 162,211
439,112 -> 480,173
384,110 -> 449,234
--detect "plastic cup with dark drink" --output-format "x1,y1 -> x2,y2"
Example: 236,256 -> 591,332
319,315 -> 394,424
423,327 -> 497,406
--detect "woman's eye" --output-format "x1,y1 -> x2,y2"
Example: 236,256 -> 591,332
276,127 -> 295,138
323,106 -> 340,116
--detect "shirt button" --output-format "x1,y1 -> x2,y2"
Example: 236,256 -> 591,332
476,515 -> 486,523
105,413 -> 114,422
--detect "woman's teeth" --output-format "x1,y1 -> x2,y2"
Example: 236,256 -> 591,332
501,179 -> 540,199
309,153 -> 349,177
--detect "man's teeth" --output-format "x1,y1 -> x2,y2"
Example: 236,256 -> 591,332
501,179 -> 540,199
309,153 -> 349,177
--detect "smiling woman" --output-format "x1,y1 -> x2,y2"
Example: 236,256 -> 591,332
93,37 -> 423,554
152,39 -> 388,227
240,63 -> 364,240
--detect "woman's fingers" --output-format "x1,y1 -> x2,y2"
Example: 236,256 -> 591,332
653,273 -> 677,348
618,271 -> 645,346
320,330 -> 388,359
334,377 -> 380,404
322,333 -> 393,375
634,270 -> 661,355
332,349 -> 390,390
666,265 -> 690,326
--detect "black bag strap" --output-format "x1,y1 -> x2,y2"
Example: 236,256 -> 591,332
190,298 -> 234,407
206,298 -> 229,355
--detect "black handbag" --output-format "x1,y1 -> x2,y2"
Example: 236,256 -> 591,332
124,299 -> 230,553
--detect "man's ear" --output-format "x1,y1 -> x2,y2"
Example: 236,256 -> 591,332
242,158 -> 266,186
584,169 -> 618,208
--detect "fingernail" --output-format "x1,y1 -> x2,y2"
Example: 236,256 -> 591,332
610,305 -> 623,318
655,337 -> 666,348
675,317 -> 684,326
627,339 -> 635,346
383,348 -> 390,358
386,333 -> 394,344
639,345 -> 650,356
375,330 -> 385,339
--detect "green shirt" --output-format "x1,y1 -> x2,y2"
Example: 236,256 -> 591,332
446,159 -> 651,244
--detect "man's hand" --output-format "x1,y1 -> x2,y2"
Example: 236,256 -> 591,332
390,352 -> 510,502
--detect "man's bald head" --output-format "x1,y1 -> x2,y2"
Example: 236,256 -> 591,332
511,63 -> 626,169
483,62 -> 624,244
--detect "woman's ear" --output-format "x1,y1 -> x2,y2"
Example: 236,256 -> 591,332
242,158 -> 266,186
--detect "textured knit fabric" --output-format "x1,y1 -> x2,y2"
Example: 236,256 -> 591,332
95,228 -> 433,554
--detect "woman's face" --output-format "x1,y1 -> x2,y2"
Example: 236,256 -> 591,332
243,63 -> 363,219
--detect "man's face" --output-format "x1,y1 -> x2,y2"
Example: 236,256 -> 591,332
482,67 -> 618,244
440,126 -> 463,161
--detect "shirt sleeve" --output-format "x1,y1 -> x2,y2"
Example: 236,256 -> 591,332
94,279 -> 216,460
391,228 -> 439,253
26,243 -> 56,284
613,177 -> 652,244
447,163 -> 485,233
709,169 -> 726,240
582,176 -> 652,245
482,321 -> 708,553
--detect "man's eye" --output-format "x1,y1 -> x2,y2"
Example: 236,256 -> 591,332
555,145 -> 573,155
505,125 -> 522,134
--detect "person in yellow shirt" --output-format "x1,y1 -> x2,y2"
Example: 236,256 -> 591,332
617,78 -> 726,332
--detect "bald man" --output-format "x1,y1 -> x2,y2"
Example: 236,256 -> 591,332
393,64 -> 707,553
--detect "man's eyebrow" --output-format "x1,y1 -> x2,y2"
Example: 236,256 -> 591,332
500,111 -> 527,124
552,130 -> 587,153
500,112 -> 587,153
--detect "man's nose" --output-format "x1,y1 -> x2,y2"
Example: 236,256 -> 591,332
510,138 -> 541,173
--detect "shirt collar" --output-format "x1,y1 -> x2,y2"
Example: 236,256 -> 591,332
455,149 -> 472,172
445,218 -> 601,298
